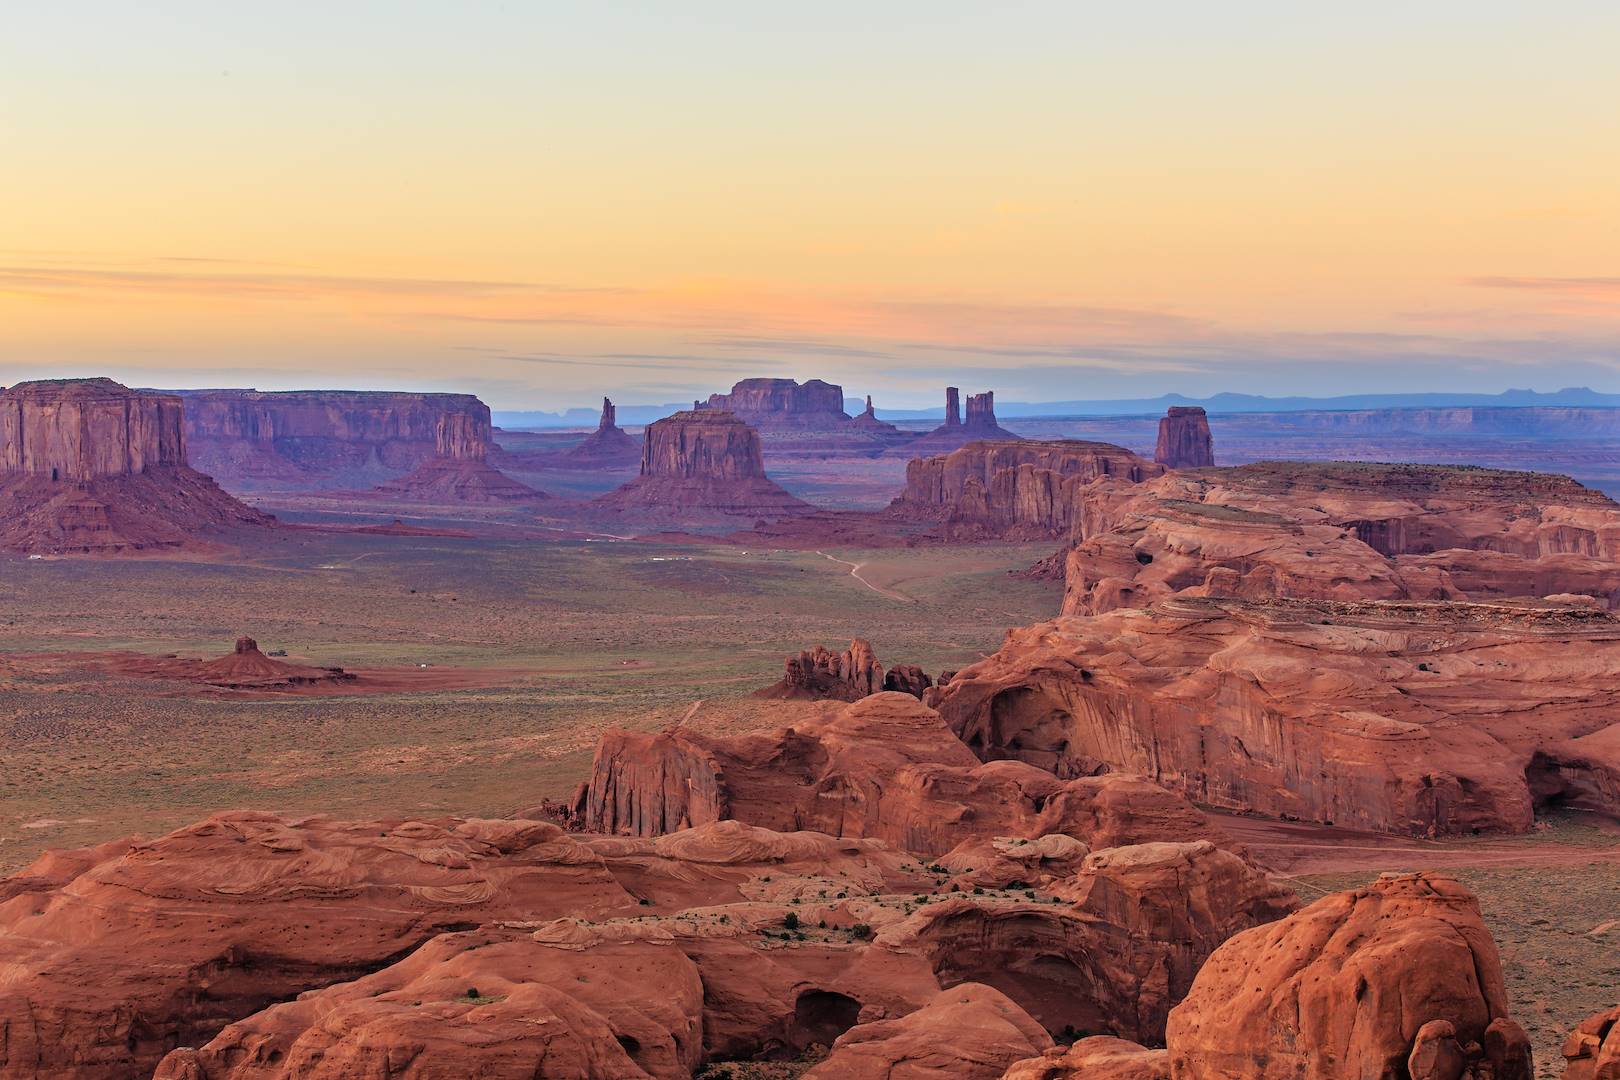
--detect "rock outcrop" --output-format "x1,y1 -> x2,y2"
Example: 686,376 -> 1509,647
755,638 -> 935,701
929,596 -> 1620,835
0,378 -> 273,554
370,403 -> 543,501
803,983 -> 1053,1080
898,387 -> 1023,456
895,439 -> 1166,539
1562,1003 -> 1620,1080
171,388 -> 497,491
1053,461 -> 1620,616
592,410 -> 813,521
561,395 -> 641,464
1001,1037 -> 1169,1080
573,693 -> 1230,857
1165,872 -> 1533,1080
1153,405 -> 1215,469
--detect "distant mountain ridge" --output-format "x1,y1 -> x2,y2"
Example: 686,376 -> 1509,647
494,387 -> 1620,429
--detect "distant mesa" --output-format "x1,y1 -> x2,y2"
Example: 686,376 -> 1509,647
591,409 -> 813,520
893,386 -> 1021,456
702,377 -> 852,430
0,378 -> 274,555
698,377 -> 914,455
559,396 -> 640,465
86,635 -> 357,691
1155,405 -> 1216,469
165,387 -> 509,493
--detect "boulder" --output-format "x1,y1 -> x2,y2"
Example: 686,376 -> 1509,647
1562,1003 -> 1620,1080
1165,872 -> 1533,1080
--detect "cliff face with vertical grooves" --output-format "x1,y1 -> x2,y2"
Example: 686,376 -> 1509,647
592,410 -> 812,520
1154,406 -> 1215,469
0,378 -> 186,480
0,379 -> 273,554
892,439 -> 1166,539
170,389 -> 494,490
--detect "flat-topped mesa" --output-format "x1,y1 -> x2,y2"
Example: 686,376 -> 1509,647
704,377 -> 850,430
561,395 -> 639,464
964,390 -> 997,429
1154,405 -> 1215,469
0,379 -> 274,554
894,439 -> 1166,539
591,410 -> 813,519
1,378 -> 186,480
169,388 -> 495,490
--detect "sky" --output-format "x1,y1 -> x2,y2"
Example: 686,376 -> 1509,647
2,1 -> 1618,409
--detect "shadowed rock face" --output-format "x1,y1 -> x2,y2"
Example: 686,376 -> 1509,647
592,410 -> 812,519
705,377 -> 850,429
1154,406 -> 1215,469
0,379 -> 273,554
573,692 -> 1232,857
1,378 -> 186,480
929,596 -> 1620,836
169,388 -> 494,490
896,439 -> 1166,539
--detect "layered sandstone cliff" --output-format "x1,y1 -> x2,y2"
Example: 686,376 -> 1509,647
1052,461 -> 1620,616
0,379 -> 273,554
592,409 -> 812,520
893,439 -> 1166,539
1153,405 -> 1215,468
928,596 -> 1620,836
172,388 -> 495,490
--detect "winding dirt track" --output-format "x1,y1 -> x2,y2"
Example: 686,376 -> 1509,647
815,550 -> 914,602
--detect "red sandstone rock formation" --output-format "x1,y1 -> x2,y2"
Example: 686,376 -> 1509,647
895,439 -> 1166,539
704,377 -> 850,429
755,638 -> 935,702
1053,461 -> 1620,616
0,378 -> 273,554
592,410 -> 813,521
184,636 -> 353,689
171,388 -> 496,491
803,983 -> 1054,1080
1165,872 -> 1533,1080
1001,1037 -> 1169,1080
1153,405 -> 1215,469
898,387 -> 1022,456
929,596 -> 1620,835
573,693 -> 1231,856
560,395 -> 640,464
1563,1004 -> 1620,1080
0,813 -> 945,1080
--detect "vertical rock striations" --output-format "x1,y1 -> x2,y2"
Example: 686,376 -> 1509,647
1153,405 -> 1215,469
898,386 -> 1022,455
0,378 -> 273,554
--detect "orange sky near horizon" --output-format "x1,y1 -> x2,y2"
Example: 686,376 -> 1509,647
2,2 -> 1617,408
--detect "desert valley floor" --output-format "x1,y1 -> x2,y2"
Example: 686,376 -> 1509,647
4,526 -> 1619,1074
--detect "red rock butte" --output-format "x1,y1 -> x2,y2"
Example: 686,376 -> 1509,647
592,409 -> 813,519
1155,405 -> 1216,469
0,378 -> 273,555
703,377 -> 851,430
